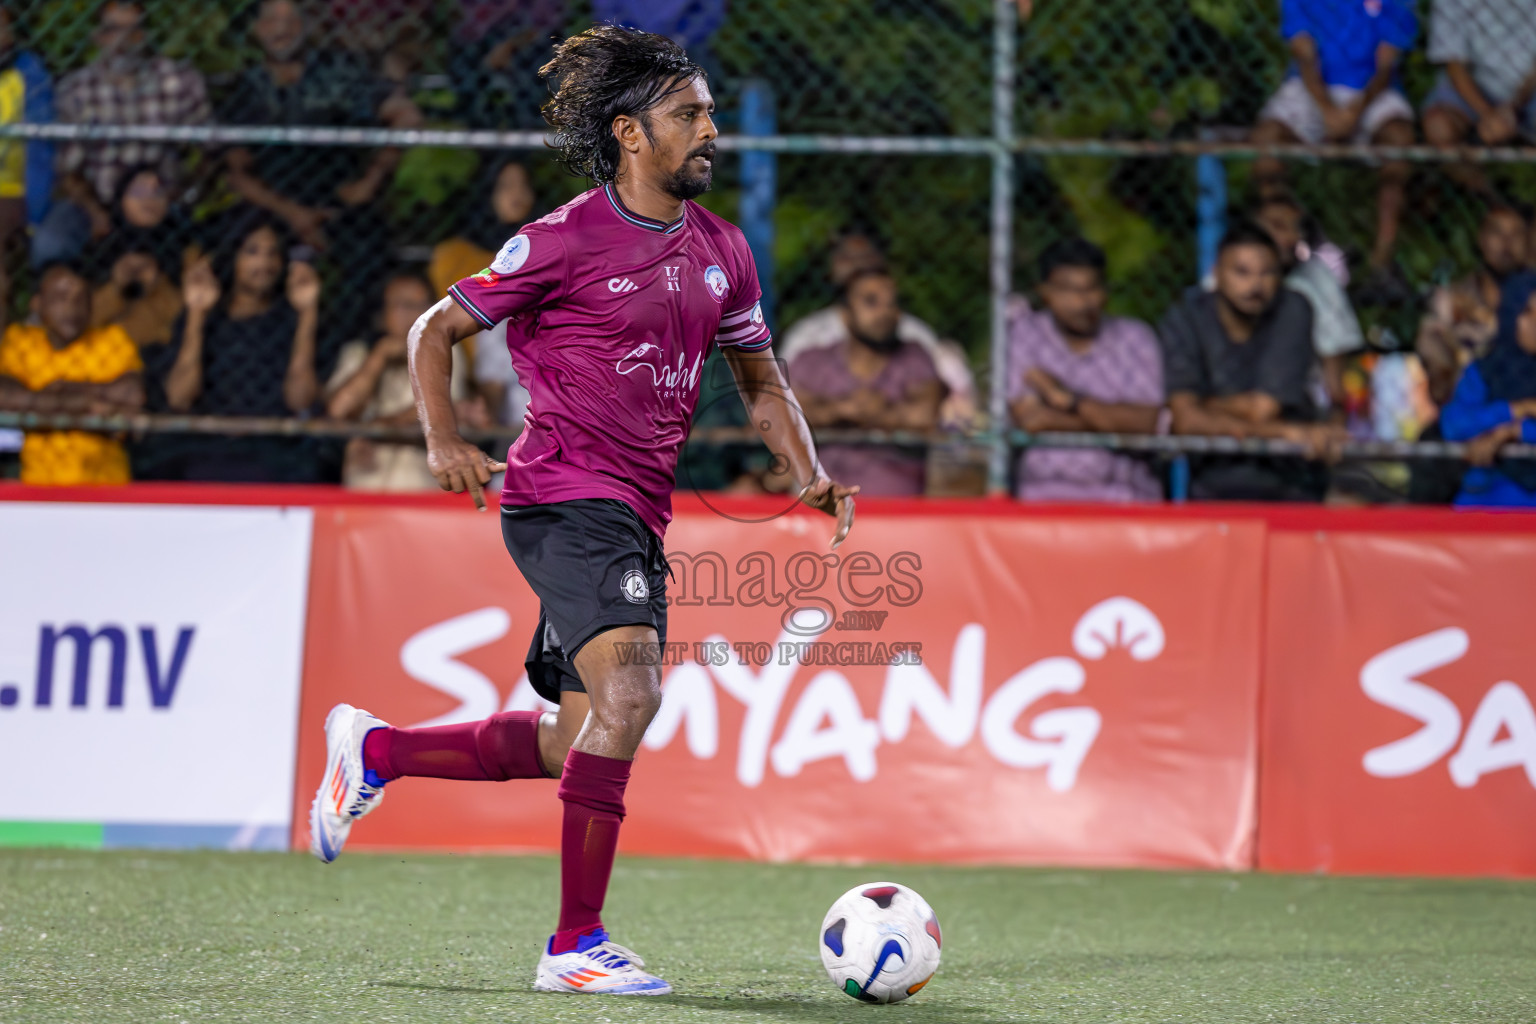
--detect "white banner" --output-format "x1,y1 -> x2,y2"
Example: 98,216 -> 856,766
0,503 -> 312,847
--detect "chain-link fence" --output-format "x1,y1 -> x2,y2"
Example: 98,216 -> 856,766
0,0 -> 1534,501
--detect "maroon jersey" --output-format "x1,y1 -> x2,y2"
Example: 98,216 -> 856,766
449,184 -> 772,539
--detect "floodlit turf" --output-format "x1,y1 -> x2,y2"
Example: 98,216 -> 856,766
1,851 -> 1533,1023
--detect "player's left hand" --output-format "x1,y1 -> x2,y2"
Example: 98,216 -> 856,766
798,476 -> 860,550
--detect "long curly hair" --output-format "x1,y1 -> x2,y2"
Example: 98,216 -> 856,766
540,24 -> 703,184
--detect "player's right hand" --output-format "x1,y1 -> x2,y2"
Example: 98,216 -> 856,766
798,476 -> 860,550
427,432 -> 507,512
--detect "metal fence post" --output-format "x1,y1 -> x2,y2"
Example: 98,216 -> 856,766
740,79 -> 777,328
987,0 -> 1018,496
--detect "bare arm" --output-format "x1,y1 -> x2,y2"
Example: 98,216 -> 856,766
225,148 -> 311,224
226,147 -> 333,250
58,172 -> 111,238
1169,391 -> 1284,439
409,297 -> 506,510
866,378 -> 944,431
336,92 -> 424,207
1355,43 -> 1403,112
1170,391 -> 1342,460
283,306 -> 319,413
92,372 -> 145,413
164,308 -> 207,412
326,345 -> 393,420
1446,60 -> 1495,118
1511,61 -> 1536,111
0,373 -> 36,411
1205,391 -> 1282,424
722,346 -> 858,548
282,263 -> 322,413
796,389 -> 862,428
0,372 -> 143,414
1010,398 -> 1086,432
1290,33 -> 1332,109
1076,398 -> 1162,434
1019,368 -> 1159,433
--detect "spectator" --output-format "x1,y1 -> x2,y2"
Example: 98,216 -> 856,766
428,158 -> 535,301
221,0 -> 422,335
786,267 -> 946,496
0,261 -> 143,484
325,269 -> 480,490
779,233 -> 977,427
1408,321 -> 1467,504
323,0 -> 433,84
1423,0 -> 1536,196
155,209 -> 325,482
1252,0 -> 1418,305
1159,222 -> 1341,501
89,166 -> 192,349
1440,272 -> 1536,506
36,1 -> 209,268
1006,238 -> 1164,503
1250,192 -> 1365,413
1416,201 -> 1529,373
450,1 -> 566,130
0,8 -> 53,286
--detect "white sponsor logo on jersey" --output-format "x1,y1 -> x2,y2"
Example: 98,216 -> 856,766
491,234 -> 531,274
615,342 -> 702,396
608,277 -> 638,293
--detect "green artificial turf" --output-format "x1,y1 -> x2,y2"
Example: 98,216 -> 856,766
0,850 -> 1532,1023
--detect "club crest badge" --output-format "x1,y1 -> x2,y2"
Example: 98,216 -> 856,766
621,569 -> 650,604
704,265 -> 729,302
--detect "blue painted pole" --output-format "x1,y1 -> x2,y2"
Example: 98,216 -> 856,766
1170,455 -> 1190,503
1196,153 -> 1227,281
739,79 -> 776,329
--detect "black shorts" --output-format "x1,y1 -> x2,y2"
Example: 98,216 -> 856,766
500,498 -> 670,705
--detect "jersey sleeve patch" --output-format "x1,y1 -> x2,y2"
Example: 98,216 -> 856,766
715,301 -> 772,349
491,233 -> 532,274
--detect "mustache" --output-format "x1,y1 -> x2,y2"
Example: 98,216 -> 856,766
688,143 -> 717,161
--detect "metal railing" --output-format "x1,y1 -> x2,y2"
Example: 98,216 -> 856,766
1,412 -> 1521,464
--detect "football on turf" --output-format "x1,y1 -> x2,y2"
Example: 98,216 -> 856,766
819,881 -> 942,1003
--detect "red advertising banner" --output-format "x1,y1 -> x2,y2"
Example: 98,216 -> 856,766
1260,529 -> 1536,876
294,502 -> 1264,868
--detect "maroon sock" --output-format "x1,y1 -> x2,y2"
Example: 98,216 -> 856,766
361,712 -> 551,782
550,749 -> 632,953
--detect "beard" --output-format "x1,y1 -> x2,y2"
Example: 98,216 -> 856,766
1484,256 -> 1520,283
661,143 -> 716,201
851,324 -> 902,355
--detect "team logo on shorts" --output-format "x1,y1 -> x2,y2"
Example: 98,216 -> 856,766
704,265 -> 729,302
491,233 -> 531,274
621,569 -> 650,604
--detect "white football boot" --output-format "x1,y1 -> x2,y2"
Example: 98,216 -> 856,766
308,703 -> 388,863
534,928 -> 673,995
